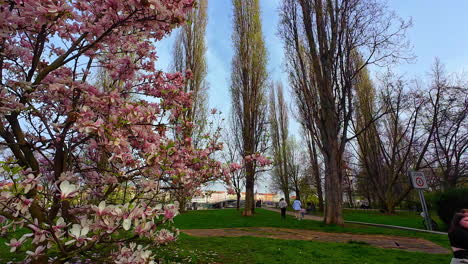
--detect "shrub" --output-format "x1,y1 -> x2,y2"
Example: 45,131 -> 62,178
427,188 -> 468,226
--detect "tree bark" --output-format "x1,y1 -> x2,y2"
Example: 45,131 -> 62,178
324,144 -> 344,225
178,196 -> 188,213
295,188 -> 301,201
308,134 -> 324,211
243,162 -> 255,216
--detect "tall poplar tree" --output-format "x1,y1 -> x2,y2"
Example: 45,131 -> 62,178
230,0 -> 269,216
173,0 -> 209,144
172,0 -> 209,211
269,82 -> 291,205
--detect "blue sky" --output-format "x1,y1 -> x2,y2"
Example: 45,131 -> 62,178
156,0 -> 468,133
155,0 -> 468,192
388,1 -> 468,76
156,0 -> 285,120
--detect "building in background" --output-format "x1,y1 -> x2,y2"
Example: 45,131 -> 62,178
191,191 -> 280,205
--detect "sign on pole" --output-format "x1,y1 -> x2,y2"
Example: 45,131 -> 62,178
408,171 -> 432,230
409,171 -> 428,189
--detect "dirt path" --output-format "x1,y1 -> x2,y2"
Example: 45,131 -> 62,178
263,207 -> 323,221
182,227 -> 449,254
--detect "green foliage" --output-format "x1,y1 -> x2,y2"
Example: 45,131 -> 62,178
0,228 -> 30,263
426,188 -> 468,226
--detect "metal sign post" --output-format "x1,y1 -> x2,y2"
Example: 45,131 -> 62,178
417,189 -> 432,230
409,171 -> 432,231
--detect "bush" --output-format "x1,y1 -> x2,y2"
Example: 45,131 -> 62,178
427,188 -> 468,226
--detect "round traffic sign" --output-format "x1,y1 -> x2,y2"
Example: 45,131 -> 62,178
415,176 -> 425,187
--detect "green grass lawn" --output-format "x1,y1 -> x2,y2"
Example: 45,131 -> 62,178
341,209 -> 446,230
153,208 -> 452,264
305,208 -> 446,230
0,209 -> 452,264
155,234 -> 451,264
175,208 -> 449,248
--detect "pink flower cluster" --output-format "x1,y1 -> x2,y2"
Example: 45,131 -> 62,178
114,243 -> 155,264
244,153 -> 272,167
0,0 -> 230,262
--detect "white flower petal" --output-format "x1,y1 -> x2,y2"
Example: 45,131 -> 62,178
123,219 -> 131,231
65,239 -> 75,245
70,224 -> 81,237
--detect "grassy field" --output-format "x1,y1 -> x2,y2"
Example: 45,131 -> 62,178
342,209 -> 445,230
175,208 -> 449,247
303,208 -> 445,230
0,209 -> 452,264
160,209 -> 451,264
155,234 -> 451,264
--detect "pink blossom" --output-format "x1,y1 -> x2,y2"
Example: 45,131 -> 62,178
26,245 -> 46,259
22,174 -> 39,193
0,0 -> 230,261
5,236 -> 26,252
230,162 -> 242,171
155,229 -> 176,244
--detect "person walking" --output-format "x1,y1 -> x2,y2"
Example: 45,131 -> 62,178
292,198 -> 302,220
449,213 -> 468,264
278,198 -> 287,219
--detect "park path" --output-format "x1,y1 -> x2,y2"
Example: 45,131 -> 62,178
182,227 -> 450,254
263,207 -> 323,221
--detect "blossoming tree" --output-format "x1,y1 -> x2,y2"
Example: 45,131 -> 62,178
0,0 -> 228,263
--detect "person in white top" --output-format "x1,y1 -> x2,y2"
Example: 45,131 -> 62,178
292,199 -> 302,220
278,198 -> 287,219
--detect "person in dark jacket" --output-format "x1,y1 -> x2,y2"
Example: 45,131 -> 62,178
449,213 -> 468,264
278,198 -> 287,219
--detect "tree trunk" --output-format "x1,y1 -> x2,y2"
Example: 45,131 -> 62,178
382,200 -> 396,214
243,162 -> 255,216
236,192 -> 241,210
446,173 -> 458,190
324,145 -> 344,225
283,187 -> 291,205
311,139 -> 324,211
295,191 -> 301,201
366,191 -> 372,208
315,173 -> 324,211
178,196 -> 188,213
347,186 -> 354,208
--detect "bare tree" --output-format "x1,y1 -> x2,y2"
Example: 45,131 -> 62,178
355,73 -> 426,213
354,61 -> 467,212
230,0 -> 269,216
425,61 -> 468,189
279,0 -> 410,224
279,0 -> 325,212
